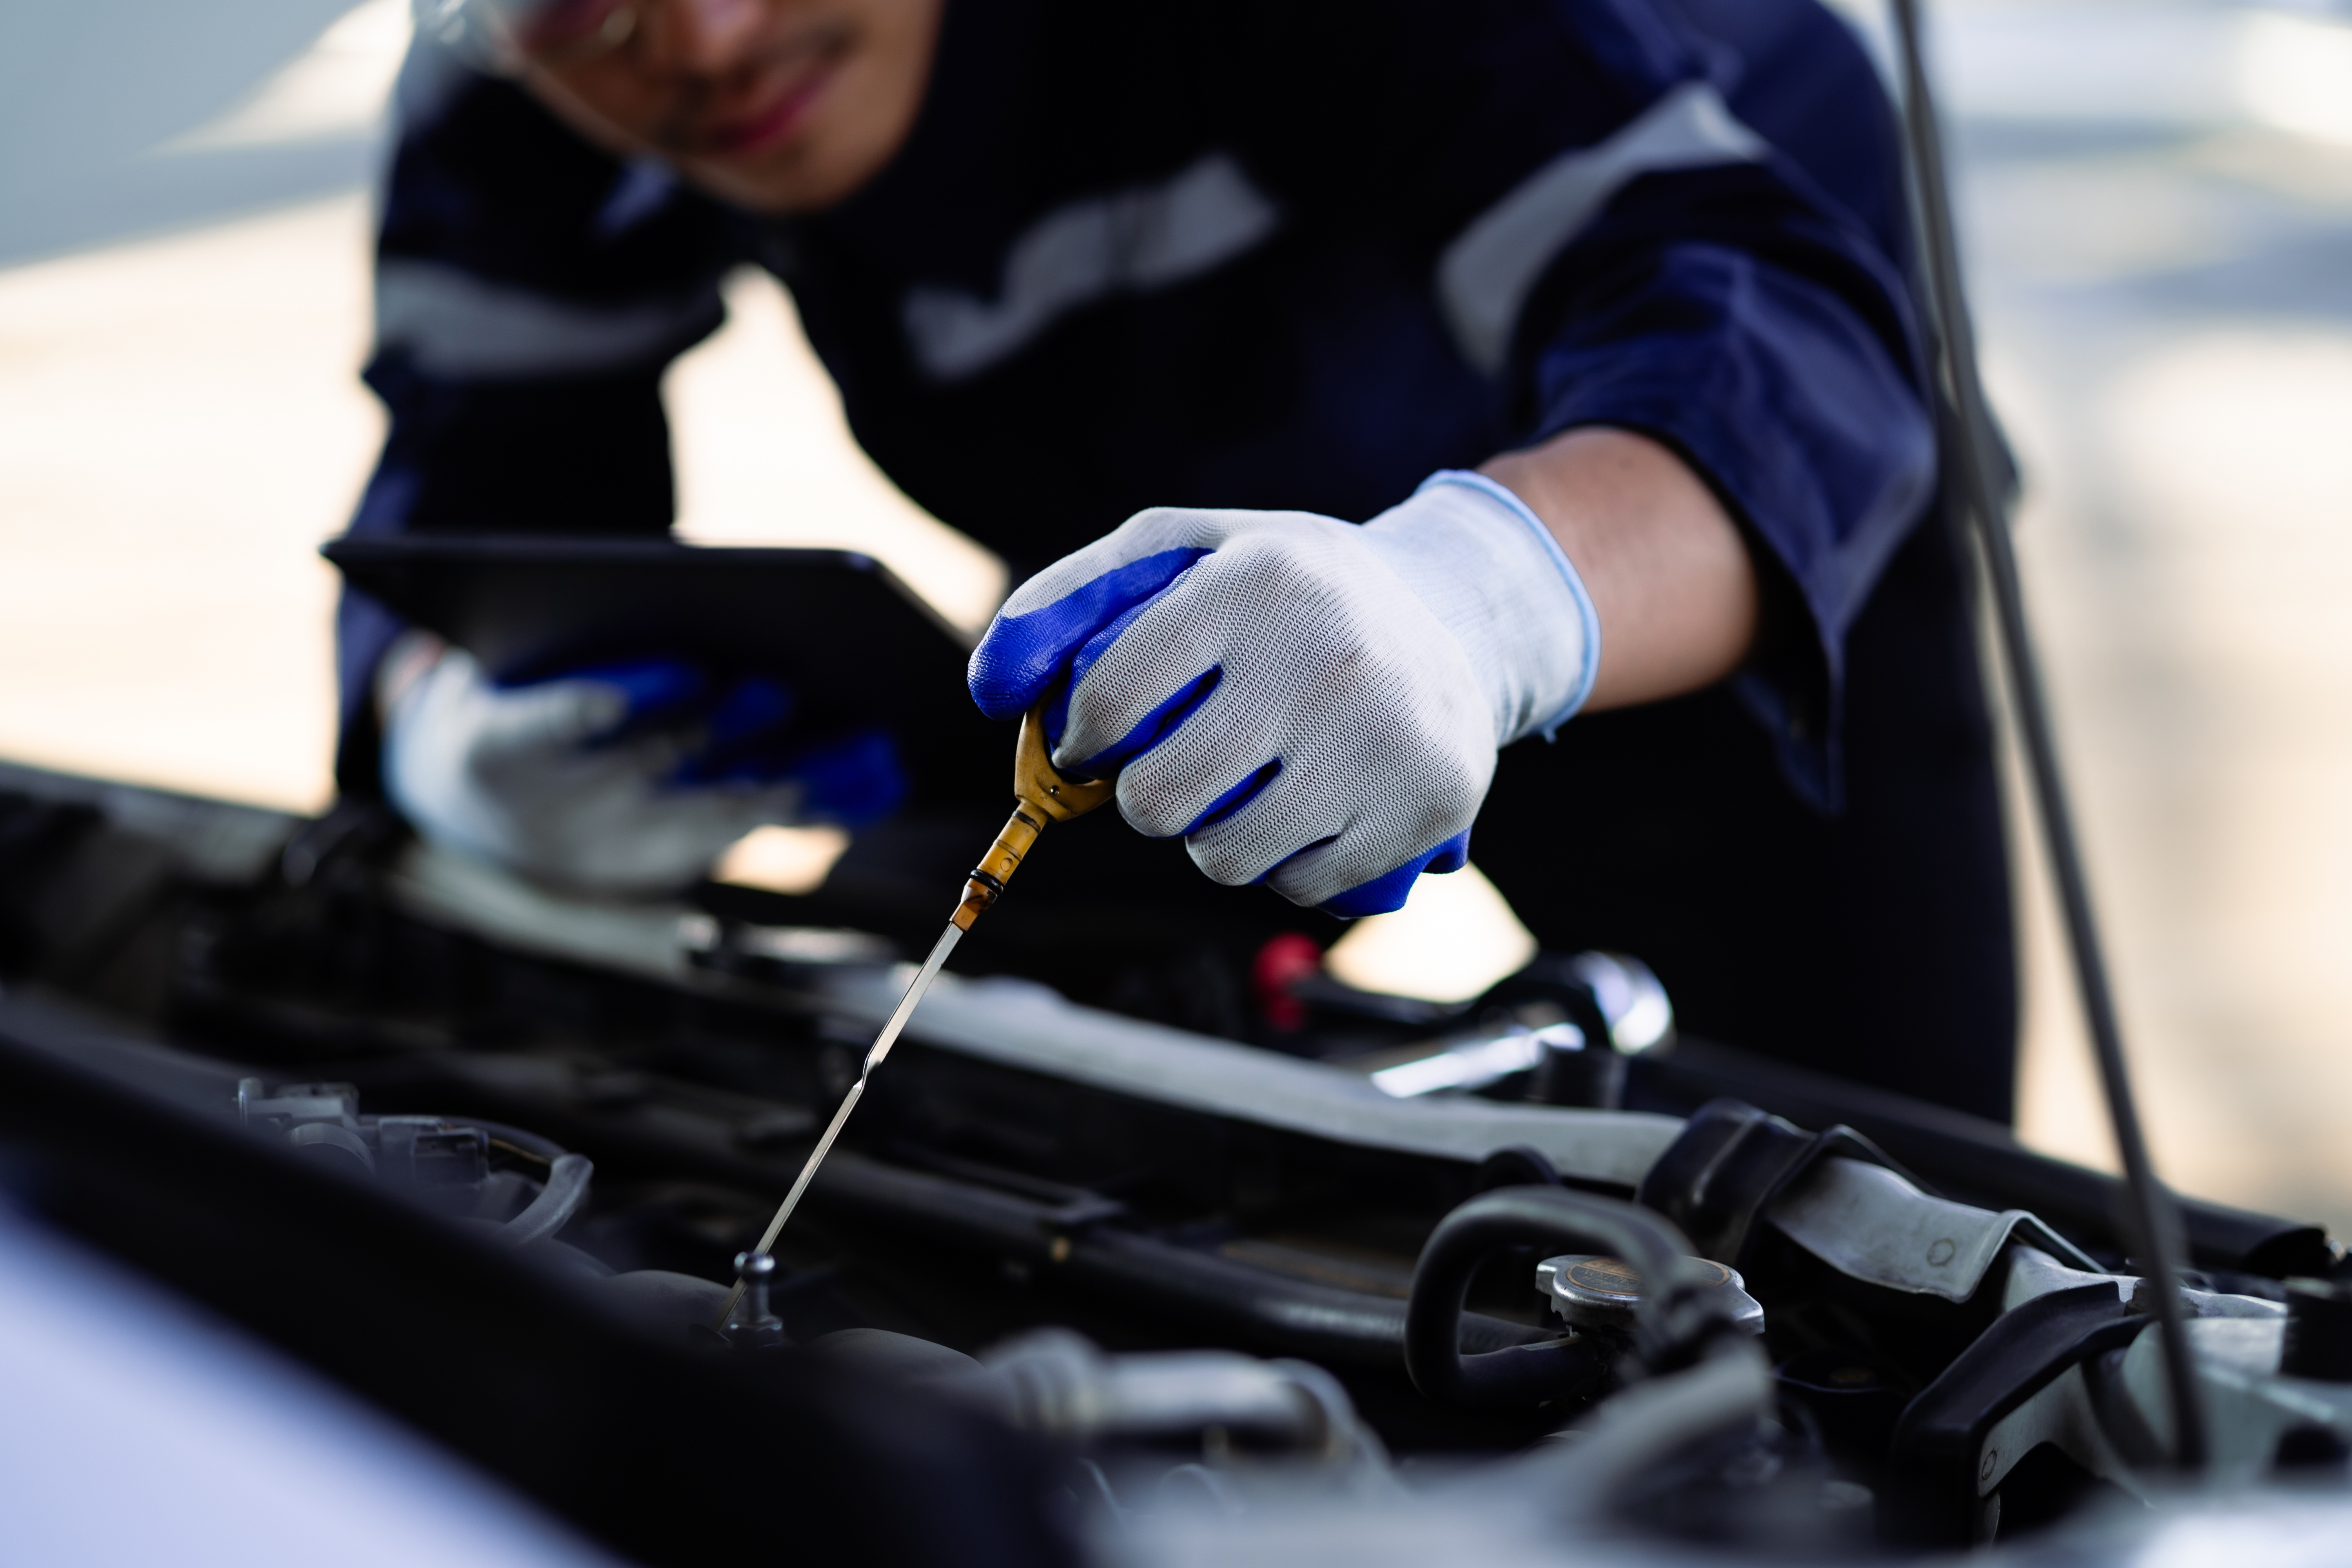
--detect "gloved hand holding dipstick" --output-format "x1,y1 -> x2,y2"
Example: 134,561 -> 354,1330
718,467 -> 1610,1321
965,472 -> 1601,917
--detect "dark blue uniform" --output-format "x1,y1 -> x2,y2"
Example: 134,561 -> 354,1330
342,0 -> 2016,1119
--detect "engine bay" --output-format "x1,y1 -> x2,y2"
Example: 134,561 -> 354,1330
4,757 -> 2349,1567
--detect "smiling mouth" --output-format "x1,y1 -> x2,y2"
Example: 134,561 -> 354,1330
690,28 -> 853,159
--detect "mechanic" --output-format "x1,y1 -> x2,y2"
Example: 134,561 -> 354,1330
340,0 -> 2016,1119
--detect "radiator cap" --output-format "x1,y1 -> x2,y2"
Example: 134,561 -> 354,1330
1535,1252 -> 1766,1335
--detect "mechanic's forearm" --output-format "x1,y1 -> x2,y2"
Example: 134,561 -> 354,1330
1481,428 -> 1758,713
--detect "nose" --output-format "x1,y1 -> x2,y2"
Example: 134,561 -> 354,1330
661,0 -> 766,71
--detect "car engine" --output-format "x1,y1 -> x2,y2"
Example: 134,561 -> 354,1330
4,758 -> 2350,1567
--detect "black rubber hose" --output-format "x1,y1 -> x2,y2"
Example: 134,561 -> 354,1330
1069,1223 -> 1552,1369
804,1151 -> 1555,1368
496,1152 -> 593,1248
1405,1187 -> 1724,1408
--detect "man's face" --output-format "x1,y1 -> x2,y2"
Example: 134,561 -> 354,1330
515,0 -> 944,213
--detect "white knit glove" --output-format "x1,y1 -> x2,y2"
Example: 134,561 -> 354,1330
381,638 -> 901,895
967,471 -> 1599,916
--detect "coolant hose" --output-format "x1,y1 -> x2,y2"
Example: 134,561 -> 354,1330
1404,1186 -> 1728,1407
497,1152 -> 592,1248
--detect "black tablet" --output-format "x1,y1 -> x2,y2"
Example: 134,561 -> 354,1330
321,534 -> 978,733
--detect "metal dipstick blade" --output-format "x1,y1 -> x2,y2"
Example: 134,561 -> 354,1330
711,921 -> 964,1332
863,922 -> 964,1073
751,1080 -> 864,1255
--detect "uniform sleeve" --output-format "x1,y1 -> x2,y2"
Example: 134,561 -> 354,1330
1250,0 -> 1934,809
336,39 -> 753,794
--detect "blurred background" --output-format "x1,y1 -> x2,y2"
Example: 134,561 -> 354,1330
2,0 -> 2347,1231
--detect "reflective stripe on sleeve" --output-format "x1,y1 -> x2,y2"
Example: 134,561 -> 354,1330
1437,82 -> 1766,376
374,259 -> 719,379
902,152 -> 1283,383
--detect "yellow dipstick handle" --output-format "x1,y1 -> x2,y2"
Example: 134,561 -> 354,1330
951,703 -> 1117,929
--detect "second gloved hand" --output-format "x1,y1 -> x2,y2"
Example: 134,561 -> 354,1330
967,471 -> 1600,916
382,639 -> 905,896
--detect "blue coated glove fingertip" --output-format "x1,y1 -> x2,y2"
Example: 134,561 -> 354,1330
967,641 -> 1049,721
967,547 -> 1214,719
1316,831 -> 1473,919
1425,838 -> 1470,876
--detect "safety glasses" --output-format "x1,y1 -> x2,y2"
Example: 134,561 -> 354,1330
412,0 -> 645,74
